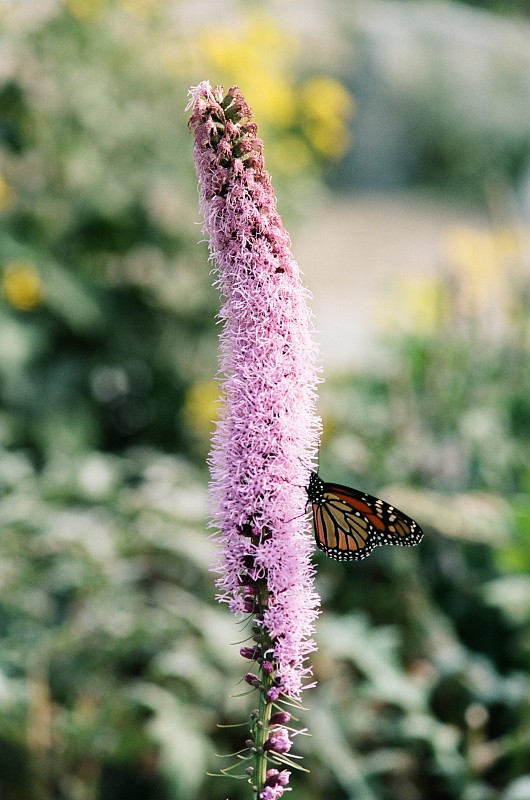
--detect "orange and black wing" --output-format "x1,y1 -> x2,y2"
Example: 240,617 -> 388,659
307,472 -> 423,562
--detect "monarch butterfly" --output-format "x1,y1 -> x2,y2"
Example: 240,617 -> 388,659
307,471 -> 423,561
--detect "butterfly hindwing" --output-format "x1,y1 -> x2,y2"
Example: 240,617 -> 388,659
308,472 -> 423,562
313,492 -> 376,561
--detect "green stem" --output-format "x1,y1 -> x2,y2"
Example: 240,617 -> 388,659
252,669 -> 274,798
251,579 -> 275,799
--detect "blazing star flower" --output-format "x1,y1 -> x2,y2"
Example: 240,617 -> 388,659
264,728 -> 293,755
260,786 -> 290,800
189,82 -> 321,798
260,768 -> 292,799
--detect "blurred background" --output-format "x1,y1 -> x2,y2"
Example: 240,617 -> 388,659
0,1 -> 529,799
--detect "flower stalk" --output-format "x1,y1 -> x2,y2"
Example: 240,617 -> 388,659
188,81 -> 321,798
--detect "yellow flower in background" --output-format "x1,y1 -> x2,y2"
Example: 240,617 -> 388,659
392,276 -> 447,335
60,2 -> 353,172
63,0 -> 106,22
267,134 -> 312,176
304,116 -> 350,160
443,225 -> 518,319
300,76 -> 354,121
196,11 -> 353,169
200,13 -> 297,127
183,379 -> 221,440
2,259 -> 43,311
378,223 -> 530,338
376,275 -> 446,336
300,76 -> 355,158
0,176 -> 13,210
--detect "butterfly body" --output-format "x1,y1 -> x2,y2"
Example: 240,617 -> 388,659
307,471 -> 423,561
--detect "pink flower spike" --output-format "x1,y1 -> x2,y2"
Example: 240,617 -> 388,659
189,83 -> 320,698
189,81 -> 321,800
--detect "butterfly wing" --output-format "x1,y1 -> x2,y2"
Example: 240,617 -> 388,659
312,487 -> 377,561
309,473 -> 423,562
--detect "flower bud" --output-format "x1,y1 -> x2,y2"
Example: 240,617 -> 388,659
265,768 -> 291,788
265,686 -> 281,703
264,728 -> 292,755
240,646 -> 259,660
270,711 -> 291,727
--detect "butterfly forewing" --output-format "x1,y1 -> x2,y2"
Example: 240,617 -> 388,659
317,498 -> 374,560
308,472 -> 423,561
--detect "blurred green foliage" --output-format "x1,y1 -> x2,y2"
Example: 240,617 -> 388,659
0,2 -> 529,800
459,0 -> 530,16
313,221 -> 530,799
0,3 -> 219,460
